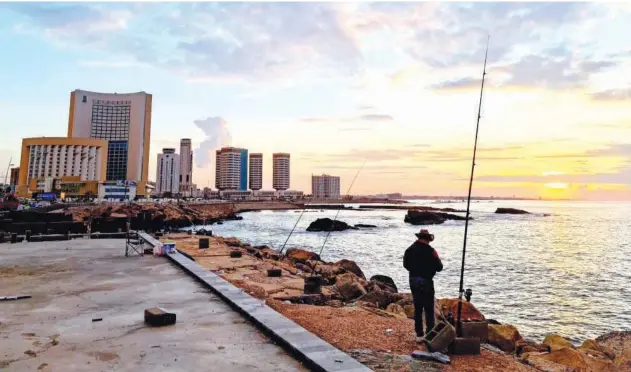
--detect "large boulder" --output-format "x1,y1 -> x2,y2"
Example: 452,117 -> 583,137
285,248 -> 321,263
306,218 -> 358,232
437,298 -> 485,321
544,334 -> 576,352
335,259 -> 366,280
335,273 -> 367,301
522,347 -> 615,372
516,339 -> 551,357
596,331 -> 631,369
404,210 -> 470,225
385,303 -> 407,318
369,274 -> 398,293
579,339 -> 615,360
495,207 -> 530,214
357,287 -> 403,309
488,324 -> 523,353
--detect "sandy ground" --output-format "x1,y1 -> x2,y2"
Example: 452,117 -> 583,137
0,239 -> 307,372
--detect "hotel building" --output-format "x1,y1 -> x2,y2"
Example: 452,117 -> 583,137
249,153 -> 263,191
67,89 -> 152,195
179,138 -> 193,194
16,137 -> 108,197
156,148 -> 180,195
312,174 -> 341,199
272,153 -> 290,191
215,147 -> 248,191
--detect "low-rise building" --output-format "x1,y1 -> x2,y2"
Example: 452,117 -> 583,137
16,137 -> 108,198
98,181 -> 137,201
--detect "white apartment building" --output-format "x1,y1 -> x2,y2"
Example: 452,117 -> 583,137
249,153 -> 263,190
312,174 -> 341,199
216,147 -> 242,190
273,153 -> 290,191
67,89 -> 152,195
179,138 -> 193,193
156,148 -> 180,195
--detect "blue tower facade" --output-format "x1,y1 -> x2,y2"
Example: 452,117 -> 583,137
239,149 -> 248,191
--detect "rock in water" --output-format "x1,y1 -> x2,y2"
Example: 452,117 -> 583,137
495,207 -> 530,214
404,210 -> 470,225
306,218 -> 358,232
488,324 -> 522,352
355,224 -> 377,228
370,275 -> 398,293
335,259 -> 366,280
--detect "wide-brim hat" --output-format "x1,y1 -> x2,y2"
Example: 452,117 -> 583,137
415,229 -> 434,242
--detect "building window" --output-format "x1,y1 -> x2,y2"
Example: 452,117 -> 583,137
106,141 -> 128,181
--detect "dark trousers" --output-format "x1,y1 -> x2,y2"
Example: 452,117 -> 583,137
410,276 -> 435,337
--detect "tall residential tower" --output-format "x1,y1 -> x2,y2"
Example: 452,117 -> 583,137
67,89 -> 152,195
179,138 -> 193,193
272,153 -> 290,191
249,153 -> 263,191
156,148 -> 180,195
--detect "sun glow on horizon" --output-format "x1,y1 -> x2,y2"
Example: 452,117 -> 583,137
544,182 -> 569,189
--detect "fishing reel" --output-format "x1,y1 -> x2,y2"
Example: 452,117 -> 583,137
465,288 -> 473,302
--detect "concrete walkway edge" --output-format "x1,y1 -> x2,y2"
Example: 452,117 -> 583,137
138,233 -> 372,372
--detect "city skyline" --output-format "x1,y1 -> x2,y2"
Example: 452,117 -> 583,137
1,3 -> 630,200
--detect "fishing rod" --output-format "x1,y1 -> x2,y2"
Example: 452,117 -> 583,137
279,160 -> 366,256
317,159 -> 366,258
456,35 -> 490,337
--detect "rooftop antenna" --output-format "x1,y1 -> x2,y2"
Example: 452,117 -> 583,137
456,35 -> 490,337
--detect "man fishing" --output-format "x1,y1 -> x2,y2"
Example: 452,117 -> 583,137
403,228 -> 443,343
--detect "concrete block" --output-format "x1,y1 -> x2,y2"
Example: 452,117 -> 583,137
460,321 -> 488,343
304,276 -> 323,294
144,307 -> 176,327
450,337 -> 481,355
267,269 -> 282,277
199,238 -> 209,249
426,321 -> 456,352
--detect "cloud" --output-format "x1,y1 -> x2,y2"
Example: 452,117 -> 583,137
590,89 -> 630,101
479,143 -> 631,185
300,114 -> 394,124
78,60 -> 143,68
193,117 -> 232,168
4,2 -> 362,83
433,77 -> 481,91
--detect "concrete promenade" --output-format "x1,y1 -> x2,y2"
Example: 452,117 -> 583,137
0,239 -> 307,371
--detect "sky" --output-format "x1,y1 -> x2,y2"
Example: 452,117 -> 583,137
0,1 -> 630,200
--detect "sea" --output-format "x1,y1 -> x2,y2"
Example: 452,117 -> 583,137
194,200 -> 631,343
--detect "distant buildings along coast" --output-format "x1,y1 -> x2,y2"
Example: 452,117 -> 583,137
312,174 -> 341,200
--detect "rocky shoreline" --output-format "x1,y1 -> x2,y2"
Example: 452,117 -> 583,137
165,232 -> 631,372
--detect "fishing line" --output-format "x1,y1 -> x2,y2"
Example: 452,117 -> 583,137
279,185 -> 319,255
317,159 -> 367,258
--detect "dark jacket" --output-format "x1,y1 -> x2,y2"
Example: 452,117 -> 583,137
403,240 -> 443,280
